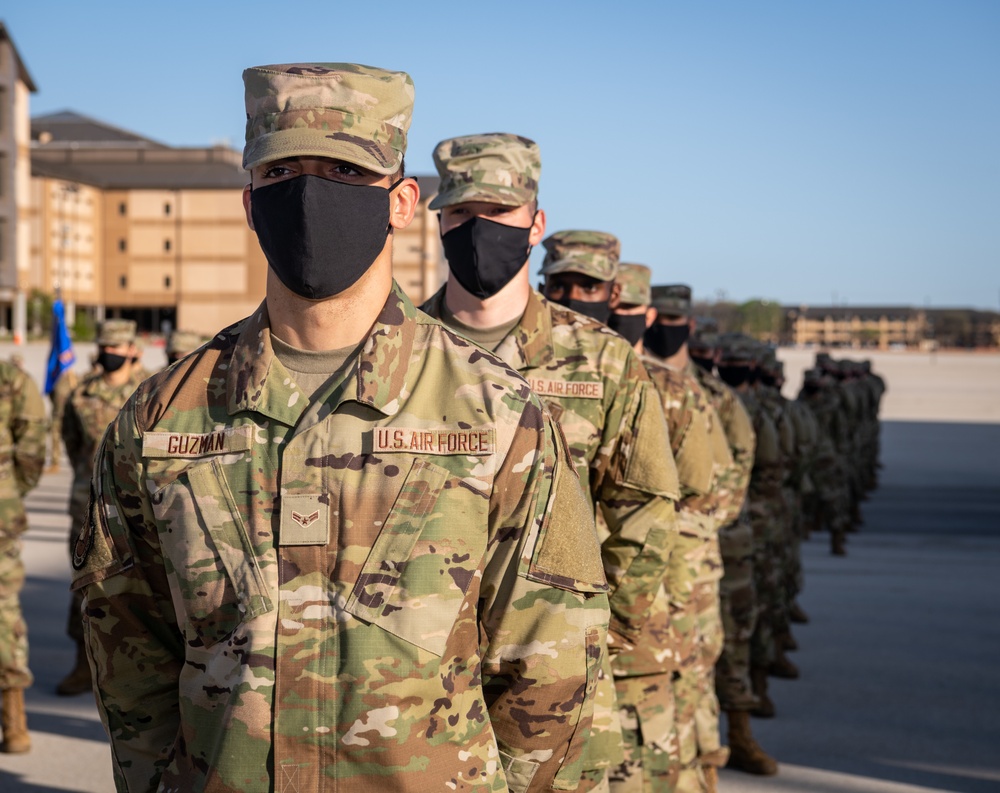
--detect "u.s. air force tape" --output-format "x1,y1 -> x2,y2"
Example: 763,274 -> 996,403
527,377 -> 604,400
142,426 -> 254,459
372,427 -> 495,455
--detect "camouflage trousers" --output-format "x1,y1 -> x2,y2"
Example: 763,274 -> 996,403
748,497 -> 786,670
0,537 -> 32,689
670,525 -> 724,778
715,520 -> 758,711
608,674 -> 679,793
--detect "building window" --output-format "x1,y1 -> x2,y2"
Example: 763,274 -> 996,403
0,87 -> 6,133
118,239 -> 126,252
119,275 -> 127,288
165,276 -> 172,288
164,203 -> 172,216
0,153 -> 5,197
164,239 -> 171,252
118,202 -> 126,215
0,219 -> 5,263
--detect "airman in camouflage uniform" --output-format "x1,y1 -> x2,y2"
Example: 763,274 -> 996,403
688,333 -> 777,775
74,64 -> 608,793
714,338 -> 784,719
642,284 -> 736,792
610,270 -> 730,793
0,360 -> 47,753
57,318 -> 147,696
753,350 -> 800,680
422,135 -> 680,793
799,361 -> 852,556
166,329 -> 205,366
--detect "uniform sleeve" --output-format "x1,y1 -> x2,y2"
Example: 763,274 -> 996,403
480,401 -> 609,793
10,370 -> 48,496
598,357 -> 680,645
61,390 -> 86,469
71,400 -> 185,793
720,394 -> 756,522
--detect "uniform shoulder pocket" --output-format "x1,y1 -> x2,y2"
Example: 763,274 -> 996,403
526,422 -> 608,594
618,381 -> 681,499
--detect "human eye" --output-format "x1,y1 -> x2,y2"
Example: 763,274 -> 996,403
261,162 -> 296,180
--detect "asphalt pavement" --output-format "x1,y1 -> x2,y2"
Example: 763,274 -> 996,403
0,342 -> 997,792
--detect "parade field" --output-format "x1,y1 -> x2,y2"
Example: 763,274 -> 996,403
0,341 -> 997,793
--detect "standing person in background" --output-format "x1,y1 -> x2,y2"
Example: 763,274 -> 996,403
715,338 -> 783,720
642,284 -> 734,792
57,319 -> 145,696
165,329 -> 205,366
688,331 -> 778,775
0,358 -> 48,752
610,267 -> 725,792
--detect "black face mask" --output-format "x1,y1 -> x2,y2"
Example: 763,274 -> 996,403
557,298 -> 611,325
644,323 -> 690,359
760,373 -> 777,388
608,313 -> 647,346
97,351 -> 128,373
441,216 -> 533,299
691,354 -> 715,373
803,383 -> 821,396
717,364 -> 752,387
251,174 -> 398,300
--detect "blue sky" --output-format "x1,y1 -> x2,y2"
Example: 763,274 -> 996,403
5,1 -> 998,309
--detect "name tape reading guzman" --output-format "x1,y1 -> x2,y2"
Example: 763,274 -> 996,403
143,426 -> 254,458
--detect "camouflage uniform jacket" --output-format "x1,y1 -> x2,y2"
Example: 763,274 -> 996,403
606,354 -> 714,678
0,361 -> 47,539
62,366 -> 147,523
691,367 -> 755,527
424,288 -> 680,644
72,285 -> 610,793
424,288 -> 679,773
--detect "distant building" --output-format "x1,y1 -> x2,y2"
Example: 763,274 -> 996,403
784,305 -> 1000,349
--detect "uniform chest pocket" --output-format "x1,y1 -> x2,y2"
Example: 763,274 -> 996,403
150,458 -> 273,649
344,458 -> 483,657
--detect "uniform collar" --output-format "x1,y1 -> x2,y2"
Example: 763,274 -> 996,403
227,282 -> 417,423
494,289 -> 553,371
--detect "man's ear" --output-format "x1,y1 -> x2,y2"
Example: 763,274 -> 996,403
645,306 -> 658,329
528,208 -> 546,246
608,282 -> 622,310
243,184 -> 254,231
389,178 -> 420,230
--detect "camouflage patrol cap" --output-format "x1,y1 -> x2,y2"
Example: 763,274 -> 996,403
540,230 -> 620,281
243,63 -> 413,174
429,133 -> 540,210
650,284 -> 693,318
167,330 -> 204,357
616,263 -> 652,306
689,332 -> 719,354
96,319 -> 137,346
717,334 -> 756,363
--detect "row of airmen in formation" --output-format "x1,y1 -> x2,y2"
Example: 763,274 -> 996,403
0,60 -> 884,793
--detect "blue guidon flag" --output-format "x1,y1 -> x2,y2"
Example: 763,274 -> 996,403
44,299 -> 76,395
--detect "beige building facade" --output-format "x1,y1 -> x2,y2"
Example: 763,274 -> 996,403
0,24 -> 37,341
27,112 -> 444,338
